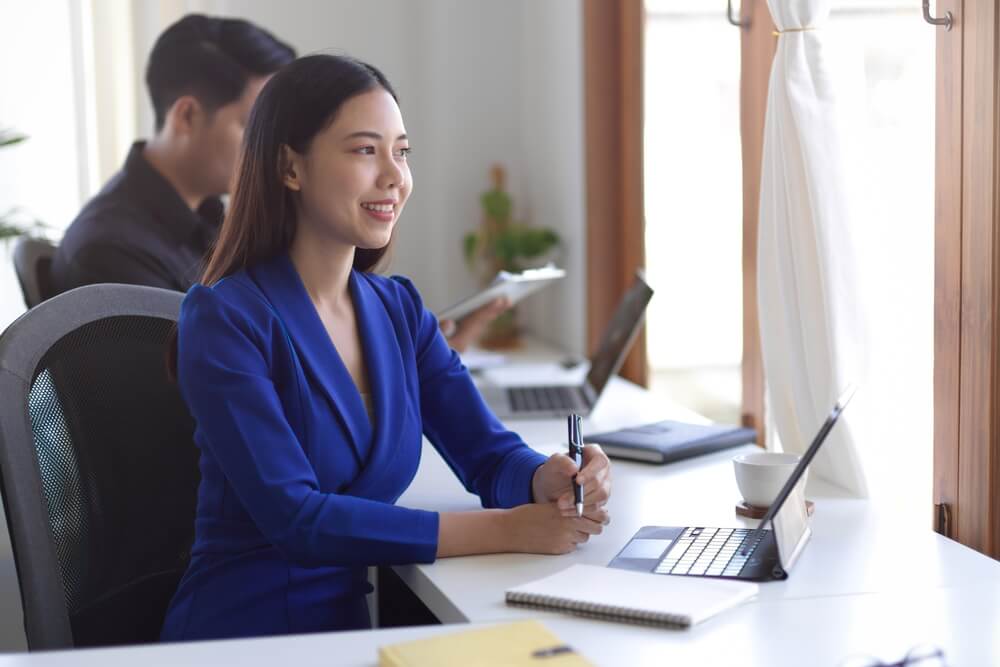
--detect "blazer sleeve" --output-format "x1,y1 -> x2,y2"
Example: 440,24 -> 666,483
393,277 -> 547,508
177,285 -> 439,568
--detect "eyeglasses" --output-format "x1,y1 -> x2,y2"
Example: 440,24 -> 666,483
838,644 -> 946,667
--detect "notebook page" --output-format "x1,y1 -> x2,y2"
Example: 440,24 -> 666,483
506,564 -> 758,626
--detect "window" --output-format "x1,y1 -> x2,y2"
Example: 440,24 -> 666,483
828,1 -> 934,516
0,4 -> 87,327
644,1 -> 743,423
644,1 -> 934,519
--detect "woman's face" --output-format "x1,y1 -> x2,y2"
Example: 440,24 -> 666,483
284,87 -> 411,250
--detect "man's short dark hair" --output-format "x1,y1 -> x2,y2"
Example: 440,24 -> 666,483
146,14 -> 296,130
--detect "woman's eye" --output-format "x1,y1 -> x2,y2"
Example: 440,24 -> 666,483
352,145 -> 410,158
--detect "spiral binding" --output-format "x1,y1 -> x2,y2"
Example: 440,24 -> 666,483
505,591 -> 690,628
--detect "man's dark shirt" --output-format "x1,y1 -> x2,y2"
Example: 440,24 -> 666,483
51,141 -> 224,295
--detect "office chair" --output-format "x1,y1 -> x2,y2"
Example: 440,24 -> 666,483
13,237 -> 57,309
0,284 -> 199,650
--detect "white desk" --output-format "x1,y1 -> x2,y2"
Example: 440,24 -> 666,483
396,376 -> 1000,623
1,365 -> 998,665
0,584 -> 997,667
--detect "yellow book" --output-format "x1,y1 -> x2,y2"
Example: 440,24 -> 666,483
378,620 -> 593,667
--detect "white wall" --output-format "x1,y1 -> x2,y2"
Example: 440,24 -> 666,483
0,0 -> 588,348
516,1 -> 585,353
132,0 -> 588,354
0,0 -> 586,652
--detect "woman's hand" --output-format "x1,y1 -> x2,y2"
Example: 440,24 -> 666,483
531,444 -> 612,520
501,502 -> 609,555
439,445 -> 611,558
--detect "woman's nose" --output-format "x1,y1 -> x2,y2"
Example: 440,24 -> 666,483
377,153 -> 405,190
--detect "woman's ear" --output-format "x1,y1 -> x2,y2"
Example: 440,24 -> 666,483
280,144 -> 302,192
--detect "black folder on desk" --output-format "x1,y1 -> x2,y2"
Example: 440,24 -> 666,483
585,420 -> 756,464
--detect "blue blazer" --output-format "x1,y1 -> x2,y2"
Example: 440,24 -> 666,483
160,254 -> 546,641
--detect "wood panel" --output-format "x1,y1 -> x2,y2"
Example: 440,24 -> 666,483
933,0 -> 963,538
956,0 -> 999,557
739,1 -> 776,444
583,0 -> 647,386
936,0 -> 1000,559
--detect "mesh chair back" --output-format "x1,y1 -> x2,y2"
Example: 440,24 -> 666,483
0,284 -> 198,649
13,237 -> 57,309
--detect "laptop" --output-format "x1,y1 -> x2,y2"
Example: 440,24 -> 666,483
478,272 -> 653,419
609,386 -> 856,581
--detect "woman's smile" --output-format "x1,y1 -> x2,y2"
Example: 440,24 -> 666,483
360,198 -> 397,223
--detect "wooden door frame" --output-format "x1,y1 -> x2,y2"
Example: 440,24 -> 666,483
738,1 -> 776,445
934,0 -> 1000,559
582,0 -> 647,386
583,0 -> 775,406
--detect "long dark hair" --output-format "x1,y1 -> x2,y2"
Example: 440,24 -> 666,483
168,54 -> 399,377
202,53 -> 398,285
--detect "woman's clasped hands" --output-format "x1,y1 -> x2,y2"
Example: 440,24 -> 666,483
506,444 -> 612,555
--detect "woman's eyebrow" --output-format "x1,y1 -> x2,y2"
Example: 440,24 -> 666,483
343,131 -> 408,141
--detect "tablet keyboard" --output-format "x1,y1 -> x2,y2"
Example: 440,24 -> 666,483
655,527 -> 765,577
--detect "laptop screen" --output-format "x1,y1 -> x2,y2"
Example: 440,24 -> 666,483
585,272 -> 654,394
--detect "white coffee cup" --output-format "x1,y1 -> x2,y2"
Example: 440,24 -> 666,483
733,451 -> 804,508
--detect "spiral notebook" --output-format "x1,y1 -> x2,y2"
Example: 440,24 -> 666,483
505,564 -> 758,628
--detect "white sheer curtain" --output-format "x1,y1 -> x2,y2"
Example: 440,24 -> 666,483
757,0 -> 868,496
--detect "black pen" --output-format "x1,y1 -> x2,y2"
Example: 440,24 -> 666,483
568,414 -> 584,517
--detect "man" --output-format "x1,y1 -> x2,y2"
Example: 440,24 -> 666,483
52,14 -> 295,294
52,13 -> 505,352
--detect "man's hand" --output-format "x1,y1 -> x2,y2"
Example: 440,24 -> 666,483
439,297 -> 511,353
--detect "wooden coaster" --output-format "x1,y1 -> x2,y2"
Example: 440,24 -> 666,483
736,499 -> 814,519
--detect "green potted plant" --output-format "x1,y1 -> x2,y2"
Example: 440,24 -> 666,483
463,164 -> 560,347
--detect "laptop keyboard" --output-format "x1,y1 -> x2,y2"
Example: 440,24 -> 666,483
655,527 -> 765,577
508,386 -> 581,412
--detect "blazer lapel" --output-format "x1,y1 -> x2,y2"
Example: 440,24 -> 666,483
347,273 -> 411,498
250,255 -> 372,465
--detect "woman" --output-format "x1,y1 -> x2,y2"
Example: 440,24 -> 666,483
160,54 -> 612,642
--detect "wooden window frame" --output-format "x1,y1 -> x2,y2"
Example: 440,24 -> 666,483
933,0 -> 1000,559
582,0 -> 775,419
582,0 -> 647,386
738,2 -> 776,445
